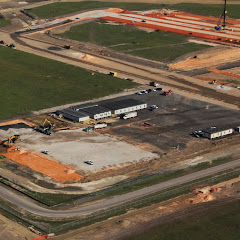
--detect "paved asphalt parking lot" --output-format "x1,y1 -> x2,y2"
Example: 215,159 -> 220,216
99,88 -> 240,153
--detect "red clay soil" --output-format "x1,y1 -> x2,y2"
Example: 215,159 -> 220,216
208,67 -> 240,79
3,147 -> 83,183
101,11 -> 240,45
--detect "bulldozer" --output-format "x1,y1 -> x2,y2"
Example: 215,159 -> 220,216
63,44 -> 72,49
0,135 -> 21,148
211,80 -> 217,85
34,119 -> 54,135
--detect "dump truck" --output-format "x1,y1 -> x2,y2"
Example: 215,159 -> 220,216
121,112 -> 137,120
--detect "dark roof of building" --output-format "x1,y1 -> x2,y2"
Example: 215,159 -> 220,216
71,104 -> 97,111
203,126 -> 233,134
100,98 -> 145,111
80,105 -> 111,115
57,108 -> 89,118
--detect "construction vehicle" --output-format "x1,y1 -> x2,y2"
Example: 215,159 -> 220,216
109,72 -> 117,76
83,126 -> 93,132
63,44 -> 72,49
8,43 -> 15,48
163,90 -> 173,96
34,119 -> 54,135
210,79 -> 217,85
215,0 -> 227,30
1,135 -> 21,148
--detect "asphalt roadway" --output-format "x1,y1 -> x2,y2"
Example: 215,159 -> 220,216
0,159 -> 240,218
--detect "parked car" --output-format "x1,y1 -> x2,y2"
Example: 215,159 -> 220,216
147,89 -> 157,93
41,150 -> 49,155
136,91 -> 143,95
191,130 -> 204,138
84,160 -> 94,165
141,90 -> 148,94
149,82 -> 158,87
150,105 -> 158,110
156,87 -> 163,91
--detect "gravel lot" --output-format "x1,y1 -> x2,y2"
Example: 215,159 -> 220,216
0,128 -> 157,173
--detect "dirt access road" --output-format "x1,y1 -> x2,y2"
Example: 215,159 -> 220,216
1,159 -> 240,218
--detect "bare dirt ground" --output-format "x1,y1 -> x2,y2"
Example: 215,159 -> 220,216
52,177 -> 240,240
170,46 -> 240,71
0,213 -> 37,240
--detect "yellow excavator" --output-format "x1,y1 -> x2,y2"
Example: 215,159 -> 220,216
35,119 -> 55,135
0,135 -> 21,148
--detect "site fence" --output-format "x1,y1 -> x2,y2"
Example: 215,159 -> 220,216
48,168 -> 240,234
0,201 -> 49,233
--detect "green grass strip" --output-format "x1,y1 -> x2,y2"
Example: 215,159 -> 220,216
27,2 -> 240,19
0,46 -> 137,120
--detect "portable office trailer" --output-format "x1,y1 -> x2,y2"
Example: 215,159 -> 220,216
203,127 -> 234,139
56,108 -> 89,123
80,106 -> 111,120
100,99 -> 147,115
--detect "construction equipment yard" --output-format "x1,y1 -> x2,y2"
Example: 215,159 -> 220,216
0,92 -> 239,189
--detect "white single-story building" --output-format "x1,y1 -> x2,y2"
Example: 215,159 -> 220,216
203,127 -> 234,139
100,98 -> 147,115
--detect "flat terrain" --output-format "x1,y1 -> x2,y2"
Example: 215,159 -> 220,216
0,92 -> 239,185
0,19 -> 10,28
0,128 -> 157,174
128,199 -> 240,240
51,178 -> 240,240
58,21 -> 210,62
101,91 -> 240,154
0,213 -> 37,240
0,46 -> 136,120
27,2 -> 240,19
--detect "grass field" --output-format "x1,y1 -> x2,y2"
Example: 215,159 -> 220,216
0,46 -> 137,120
0,19 -> 10,28
58,22 -> 210,62
27,2 -> 240,19
127,200 -> 240,240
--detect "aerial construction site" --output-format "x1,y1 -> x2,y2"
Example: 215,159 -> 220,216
0,0 -> 240,240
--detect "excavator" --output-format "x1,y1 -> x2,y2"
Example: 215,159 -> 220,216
34,119 -> 54,135
0,135 -> 21,148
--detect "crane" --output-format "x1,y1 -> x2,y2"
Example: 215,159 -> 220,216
215,0 -> 227,30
